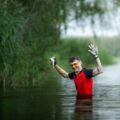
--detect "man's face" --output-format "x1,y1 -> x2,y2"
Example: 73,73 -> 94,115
70,60 -> 82,72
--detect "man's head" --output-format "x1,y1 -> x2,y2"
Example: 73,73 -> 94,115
69,56 -> 82,72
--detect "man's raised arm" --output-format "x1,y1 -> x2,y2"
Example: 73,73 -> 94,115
88,43 -> 103,76
50,57 -> 69,78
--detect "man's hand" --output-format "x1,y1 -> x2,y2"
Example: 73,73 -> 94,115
50,56 -> 57,68
88,43 -> 98,58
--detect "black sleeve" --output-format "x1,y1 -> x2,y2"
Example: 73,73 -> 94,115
68,72 -> 76,79
83,68 -> 93,78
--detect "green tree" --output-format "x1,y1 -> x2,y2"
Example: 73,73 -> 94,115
0,0 -> 116,89
0,1 -> 25,90
17,0 -> 106,86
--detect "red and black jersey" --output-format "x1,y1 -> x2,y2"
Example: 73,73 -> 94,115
68,68 -> 93,95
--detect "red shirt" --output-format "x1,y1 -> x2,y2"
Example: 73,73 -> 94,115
69,69 -> 93,95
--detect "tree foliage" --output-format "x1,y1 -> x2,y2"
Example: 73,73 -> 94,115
0,0 -> 116,88
0,1 -> 25,88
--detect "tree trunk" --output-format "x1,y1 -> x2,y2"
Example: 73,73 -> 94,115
3,77 -> 6,92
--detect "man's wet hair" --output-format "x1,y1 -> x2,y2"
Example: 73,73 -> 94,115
69,56 -> 81,63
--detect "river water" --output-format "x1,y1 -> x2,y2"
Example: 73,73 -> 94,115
0,64 -> 120,120
94,64 -> 120,120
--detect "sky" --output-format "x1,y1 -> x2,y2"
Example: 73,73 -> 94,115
61,19 -> 120,37
61,8 -> 120,38
62,21 -> 119,37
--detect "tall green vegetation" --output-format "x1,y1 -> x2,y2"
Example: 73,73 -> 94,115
57,38 -> 114,69
0,0 -> 117,90
0,1 -> 25,90
97,37 -> 120,57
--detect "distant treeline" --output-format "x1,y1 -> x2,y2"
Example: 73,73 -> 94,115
56,38 -> 115,68
97,37 -> 120,57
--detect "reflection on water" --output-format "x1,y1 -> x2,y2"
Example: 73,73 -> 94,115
1,64 -> 120,120
75,95 -> 92,120
0,87 -> 93,120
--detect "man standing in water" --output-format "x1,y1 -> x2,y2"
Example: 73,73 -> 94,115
50,43 -> 103,96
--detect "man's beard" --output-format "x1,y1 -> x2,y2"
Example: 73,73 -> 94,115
74,67 -> 82,73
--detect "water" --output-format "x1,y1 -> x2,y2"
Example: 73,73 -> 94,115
94,64 -> 120,120
1,64 -> 120,120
